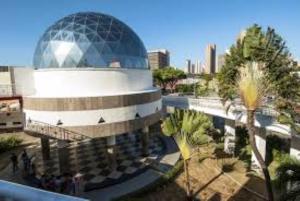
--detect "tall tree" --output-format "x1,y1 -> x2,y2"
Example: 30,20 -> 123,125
217,24 -> 300,201
162,109 -> 213,200
153,67 -> 186,93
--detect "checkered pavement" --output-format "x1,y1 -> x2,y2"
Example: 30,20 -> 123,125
31,133 -> 165,191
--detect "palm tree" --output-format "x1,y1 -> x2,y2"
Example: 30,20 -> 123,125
274,155 -> 300,201
237,61 -> 274,201
162,109 -> 212,200
217,25 -> 300,201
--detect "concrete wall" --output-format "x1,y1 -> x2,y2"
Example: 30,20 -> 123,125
13,67 -> 35,96
0,111 -> 24,129
0,71 -> 12,96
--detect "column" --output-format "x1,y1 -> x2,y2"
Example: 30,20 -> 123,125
224,119 -> 236,155
141,126 -> 150,156
290,129 -> 300,160
251,128 -> 267,171
57,140 -> 69,174
106,136 -> 117,171
41,138 -> 50,160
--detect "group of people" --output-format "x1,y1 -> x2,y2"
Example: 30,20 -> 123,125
39,173 -> 84,195
10,150 -> 35,176
10,149 -> 84,196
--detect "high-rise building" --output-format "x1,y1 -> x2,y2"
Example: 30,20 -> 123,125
217,54 -> 226,73
185,59 -> 191,74
195,60 -> 202,74
191,64 -> 195,74
147,49 -> 170,70
204,44 -> 216,74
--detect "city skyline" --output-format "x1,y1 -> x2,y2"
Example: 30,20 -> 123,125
0,0 -> 299,69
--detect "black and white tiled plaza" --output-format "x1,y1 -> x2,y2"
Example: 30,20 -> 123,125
31,133 -> 166,191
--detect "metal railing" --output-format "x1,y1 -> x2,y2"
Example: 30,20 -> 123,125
163,96 -> 279,118
24,119 -> 91,141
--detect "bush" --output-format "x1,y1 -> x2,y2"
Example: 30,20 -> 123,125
175,84 -> 194,93
234,126 -> 248,156
273,154 -> 300,196
266,135 -> 290,165
221,159 -> 236,173
215,142 -> 224,151
0,136 -> 23,153
239,145 -> 252,169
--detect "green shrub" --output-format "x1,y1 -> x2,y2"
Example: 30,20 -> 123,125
239,145 -> 252,169
266,135 -> 290,165
273,154 -> 300,195
234,126 -> 248,156
221,160 -> 236,173
0,136 -> 23,153
215,142 -> 224,151
175,84 -> 194,93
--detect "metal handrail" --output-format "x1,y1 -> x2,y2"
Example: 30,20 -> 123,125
24,119 -> 91,141
163,96 -> 279,117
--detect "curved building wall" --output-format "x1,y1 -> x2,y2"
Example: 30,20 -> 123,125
30,68 -> 153,97
23,68 -> 161,138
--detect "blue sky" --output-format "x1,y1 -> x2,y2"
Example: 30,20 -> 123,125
0,0 -> 299,68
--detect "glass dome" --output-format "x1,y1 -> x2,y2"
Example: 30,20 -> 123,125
33,12 -> 148,69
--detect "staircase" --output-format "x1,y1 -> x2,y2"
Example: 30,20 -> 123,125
24,119 -> 91,141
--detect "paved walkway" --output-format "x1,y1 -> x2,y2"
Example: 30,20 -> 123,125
83,136 -> 180,201
0,135 -> 180,201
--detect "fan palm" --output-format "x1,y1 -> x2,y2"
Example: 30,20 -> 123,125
162,109 -> 212,200
237,61 -> 274,200
274,155 -> 300,201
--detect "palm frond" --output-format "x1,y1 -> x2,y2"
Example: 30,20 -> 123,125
238,62 -> 266,110
174,132 -> 192,160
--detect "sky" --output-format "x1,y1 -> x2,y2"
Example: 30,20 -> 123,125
0,0 -> 299,68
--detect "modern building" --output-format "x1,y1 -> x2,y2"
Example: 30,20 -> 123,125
204,44 -> 216,74
195,60 -> 202,74
147,49 -> 170,70
0,12 -> 162,161
191,64 -> 195,74
217,54 -> 226,73
185,59 -> 192,74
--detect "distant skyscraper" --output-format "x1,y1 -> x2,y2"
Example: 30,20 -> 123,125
195,60 -> 201,74
147,49 -> 170,70
205,44 -> 216,74
185,59 -> 192,74
191,64 -> 195,74
217,54 -> 226,73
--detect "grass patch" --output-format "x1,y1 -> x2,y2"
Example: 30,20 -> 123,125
0,136 -> 23,153
113,160 -> 184,201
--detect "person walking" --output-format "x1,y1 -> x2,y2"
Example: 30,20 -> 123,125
10,153 -> 18,174
21,150 -> 29,171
